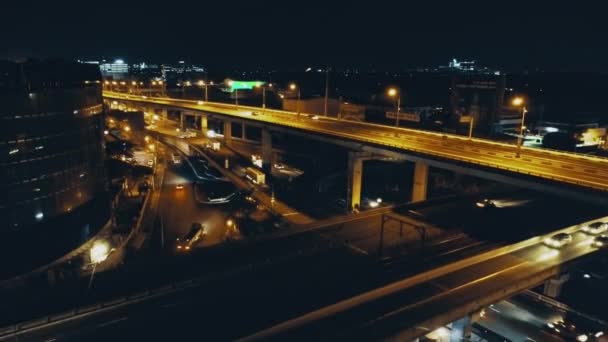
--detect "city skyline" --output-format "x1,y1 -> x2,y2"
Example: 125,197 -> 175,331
3,1 -> 608,72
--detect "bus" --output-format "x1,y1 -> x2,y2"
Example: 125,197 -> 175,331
245,167 -> 266,185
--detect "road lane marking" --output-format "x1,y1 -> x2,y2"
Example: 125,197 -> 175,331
97,316 -> 128,328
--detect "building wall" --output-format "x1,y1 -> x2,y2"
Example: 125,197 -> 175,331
0,61 -> 109,233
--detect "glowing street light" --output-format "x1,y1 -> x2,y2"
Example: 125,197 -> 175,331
228,80 -> 239,107
387,87 -> 401,128
256,82 -> 272,111
512,96 -> 528,158
88,240 -> 111,290
198,80 -> 210,102
290,83 -> 301,117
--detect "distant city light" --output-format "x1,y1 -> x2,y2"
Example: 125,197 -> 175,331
114,59 -> 124,64
35,212 -> 44,221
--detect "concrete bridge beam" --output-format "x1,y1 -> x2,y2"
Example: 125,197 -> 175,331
412,161 -> 429,202
262,128 -> 273,172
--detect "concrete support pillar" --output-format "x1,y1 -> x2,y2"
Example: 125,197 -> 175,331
261,128 -> 272,172
543,273 -> 570,298
450,314 -> 472,342
412,161 -> 429,202
223,120 -> 232,145
180,112 -> 185,130
347,152 -> 365,212
241,122 -> 247,140
200,114 -> 208,133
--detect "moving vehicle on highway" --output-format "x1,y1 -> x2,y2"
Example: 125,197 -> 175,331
476,198 -> 496,208
581,222 -> 608,235
176,223 -> 205,251
544,232 -> 573,248
593,235 -> 608,248
172,153 -> 182,165
175,183 -> 184,190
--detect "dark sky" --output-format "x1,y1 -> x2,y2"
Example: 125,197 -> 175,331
3,1 -> 608,71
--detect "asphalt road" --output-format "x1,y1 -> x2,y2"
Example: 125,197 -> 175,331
105,92 -> 608,192
158,157 -> 231,250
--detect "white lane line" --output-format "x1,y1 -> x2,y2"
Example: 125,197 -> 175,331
97,316 -> 128,328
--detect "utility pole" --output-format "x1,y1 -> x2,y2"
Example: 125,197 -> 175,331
324,66 -> 329,116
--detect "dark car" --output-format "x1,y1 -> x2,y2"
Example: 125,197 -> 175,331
176,223 -> 204,251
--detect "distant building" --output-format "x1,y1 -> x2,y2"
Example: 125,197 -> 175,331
0,60 -> 111,272
450,72 -> 506,133
130,62 -> 162,78
162,61 -> 205,80
100,59 -> 129,79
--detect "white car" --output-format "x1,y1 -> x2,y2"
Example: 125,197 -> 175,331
311,115 -> 320,120
581,222 -> 608,235
593,235 -> 608,248
544,233 -> 573,249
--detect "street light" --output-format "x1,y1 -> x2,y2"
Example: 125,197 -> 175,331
88,240 -> 111,290
290,83 -> 301,117
198,80 -> 209,102
387,87 -> 401,128
256,82 -> 273,111
228,80 -> 239,107
512,96 -> 528,158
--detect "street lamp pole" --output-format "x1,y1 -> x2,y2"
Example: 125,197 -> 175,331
324,67 -> 329,116
512,97 -> 527,158
387,87 -> 401,128
517,106 -> 528,158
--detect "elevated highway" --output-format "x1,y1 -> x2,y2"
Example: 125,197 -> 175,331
105,92 -> 608,204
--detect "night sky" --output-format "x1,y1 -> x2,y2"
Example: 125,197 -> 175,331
3,1 -> 608,71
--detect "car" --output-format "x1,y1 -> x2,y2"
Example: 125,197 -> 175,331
476,199 -> 496,208
581,222 -> 608,235
176,223 -> 205,251
176,183 -> 184,190
311,115 -> 319,120
544,233 -> 573,248
593,235 -> 608,248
